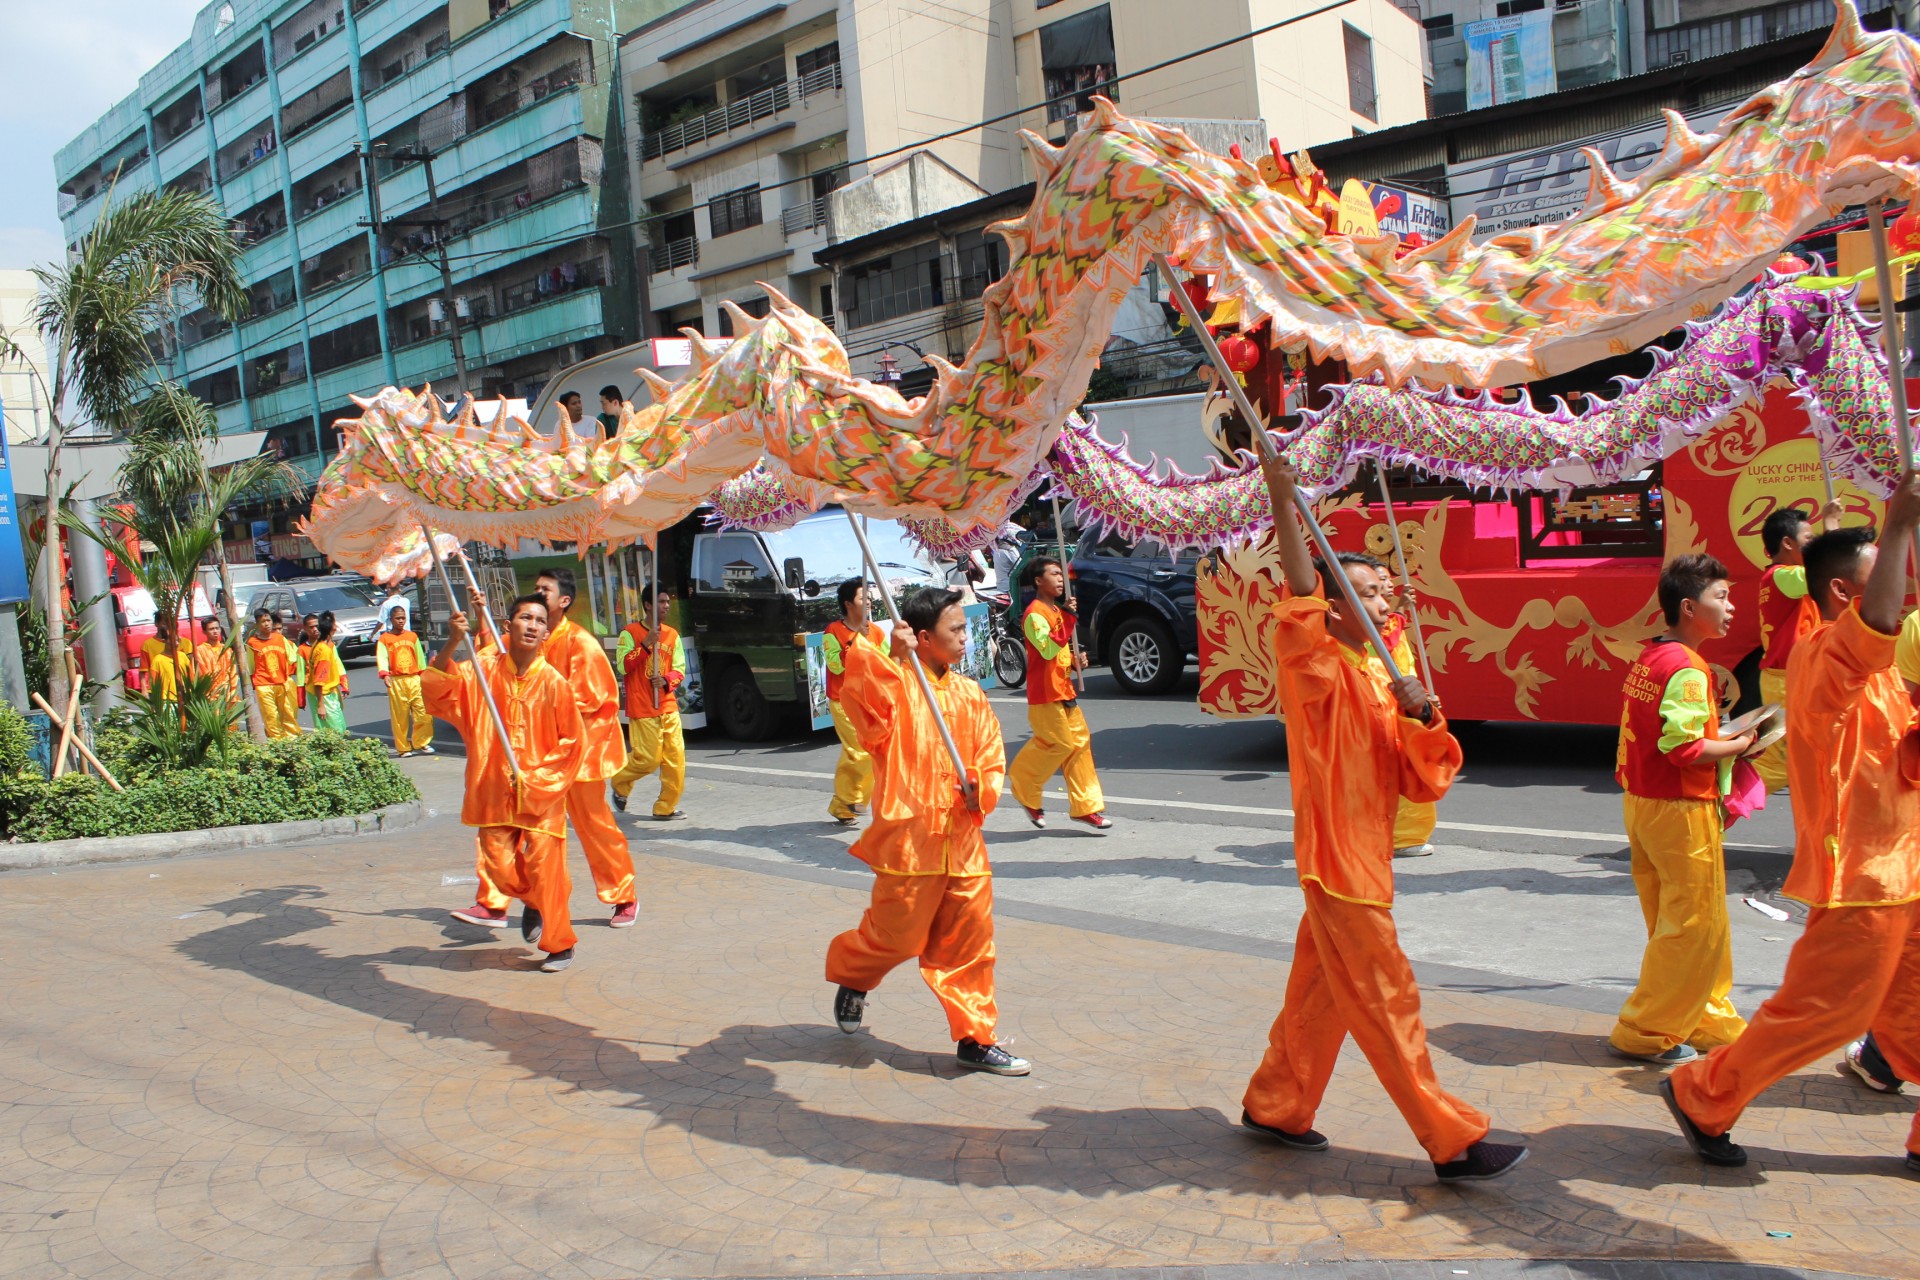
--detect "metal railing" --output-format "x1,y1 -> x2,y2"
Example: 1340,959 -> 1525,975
780,197 -> 830,238
651,237 -> 699,273
640,62 -> 843,161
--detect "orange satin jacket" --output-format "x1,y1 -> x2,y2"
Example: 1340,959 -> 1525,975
422,651 -> 586,838
192,641 -> 237,696
542,615 -> 626,781
1781,604 -> 1920,907
1272,593 -> 1461,907
840,642 -> 1006,876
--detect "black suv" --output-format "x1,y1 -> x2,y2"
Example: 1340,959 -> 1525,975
1066,530 -> 1200,695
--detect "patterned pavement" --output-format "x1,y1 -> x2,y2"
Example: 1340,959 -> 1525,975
2,799 -> 1916,1280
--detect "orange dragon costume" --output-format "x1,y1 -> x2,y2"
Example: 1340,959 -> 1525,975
425,646 -> 588,958
1241,588 -> 1487,1166
473,612 -> 635,916
825,640 -> 1009,1045
1670,602 -> 1920,1159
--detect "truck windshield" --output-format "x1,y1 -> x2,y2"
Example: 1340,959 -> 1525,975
762,515 -> 940,590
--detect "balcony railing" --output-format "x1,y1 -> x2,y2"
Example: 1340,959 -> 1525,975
651,236 -> 698,273
780,197 -> 830,238
641,62 -> 843,162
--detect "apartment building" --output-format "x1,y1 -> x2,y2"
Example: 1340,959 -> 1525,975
53,0 -> 687,489
0,271 -> 55,446
626,0 -> 1425,342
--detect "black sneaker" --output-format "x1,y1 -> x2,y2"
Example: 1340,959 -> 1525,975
1434,1140 -> 1529,1182
1610,1042 -> 1699,1067
1241,1110 -> 1329,1151
956,1038 -> 1030,1076
1906,1151 -> 1920,1175
1660,1077 -> 1747,1167
520,906 -> 542,946
539,947 -> 573,973
833,985 -> 866,1034
610,790 -> 627,813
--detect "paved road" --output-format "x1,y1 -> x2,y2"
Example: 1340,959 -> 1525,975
335,658 -> 1804,1012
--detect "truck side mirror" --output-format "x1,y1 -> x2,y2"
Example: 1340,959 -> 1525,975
782,557 -> 806,591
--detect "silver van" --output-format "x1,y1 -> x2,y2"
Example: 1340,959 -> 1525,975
244,576 -> 386,660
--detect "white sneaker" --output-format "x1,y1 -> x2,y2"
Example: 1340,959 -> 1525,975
1393,843 -> 1436,858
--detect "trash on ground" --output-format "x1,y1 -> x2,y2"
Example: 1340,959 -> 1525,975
1744,897 -> 1790,922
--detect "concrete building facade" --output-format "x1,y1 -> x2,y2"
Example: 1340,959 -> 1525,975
0,271 -> 56,446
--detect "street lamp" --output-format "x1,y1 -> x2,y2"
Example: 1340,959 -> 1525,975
869,339 -> 926,385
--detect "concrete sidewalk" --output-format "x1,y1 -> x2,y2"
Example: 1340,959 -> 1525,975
0,776 -> 1913,1280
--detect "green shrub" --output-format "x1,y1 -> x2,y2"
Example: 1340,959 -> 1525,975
3,725 -> 419,843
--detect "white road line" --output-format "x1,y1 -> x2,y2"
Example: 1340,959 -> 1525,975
682,759 -> 1652,844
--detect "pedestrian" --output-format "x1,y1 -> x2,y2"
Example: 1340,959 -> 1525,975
559,390 -> 584,428
465,570 -> 637,929
824,577 -> 886,825
825,586 -> 1027,1076
297,612 -> 320,725
1752,501 -> 1843,792
1372,567 -> 1437,859
141,613 -> 192,710
376,600 -> 434,757
308,611 -> 350,733
192,615 -> 238,701
1607,554 -> 1756,1066
597,385 -> 624,434
246,609 -> 300,739
1007,556 -> 1110,831
609,584 -> 687,820
1664,475 -> 1920,1171
1239,454 -> 1524,1183
434,594 -> 587,973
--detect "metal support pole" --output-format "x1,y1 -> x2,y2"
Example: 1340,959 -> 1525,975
1047,489 -> 1085,691
1153,253 -> 1403,679
842,509 -> 969,778
68,496 -> 123,710
419,521 -> 519,778
1865,201 -> 1920,586
1374,468 -> 1436,690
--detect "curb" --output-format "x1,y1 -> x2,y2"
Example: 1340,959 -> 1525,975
0,800 -> 426,871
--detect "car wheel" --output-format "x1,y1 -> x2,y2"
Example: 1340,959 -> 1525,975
1108,616 -> 1182,695
714,665 -> 776,742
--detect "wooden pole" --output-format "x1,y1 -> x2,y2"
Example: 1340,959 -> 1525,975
31,692 -> 124,792
1866,201 -> 1920,588
1153,253 -> 1404,679
843,509 -> 969,778
1374,467 -> 1436,690
418,522 -> 521,780
1047,490 -> 1085,692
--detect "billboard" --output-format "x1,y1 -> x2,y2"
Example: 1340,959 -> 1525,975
1446,107 -> 1729,239
0,405 -> 31,605
1463,12 -> 1557,110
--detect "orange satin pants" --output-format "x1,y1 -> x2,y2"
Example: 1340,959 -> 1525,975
826,871 -> 999,1044
479,779 -> 635,910
474,825 -> 577,954
1672,899 -> 1920,1153
1243,882 -> 1491,1164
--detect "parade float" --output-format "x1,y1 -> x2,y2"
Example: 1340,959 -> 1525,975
298,0 -> 1920,731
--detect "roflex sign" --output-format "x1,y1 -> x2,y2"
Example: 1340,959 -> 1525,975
1446,108 -> 1727,239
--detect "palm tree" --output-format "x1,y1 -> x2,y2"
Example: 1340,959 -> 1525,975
114,383 -> 306,742
0,187 -> 246,714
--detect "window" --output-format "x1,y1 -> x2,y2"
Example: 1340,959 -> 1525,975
708,185 -> 763,237
695,534 -> 777,595
954,228 -> 1006,300
795,42 -> 839,80
1495,0 -> 1545,12
1422,12 -> 1455,34
841,241 -> 943,328
1343,23 -> 1377,122
728,56 -> 785,102
1040,5 -> 1116,124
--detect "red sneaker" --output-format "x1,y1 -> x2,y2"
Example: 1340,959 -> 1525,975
451,904 -> 510,928
1023,806 -> 1046,829
1073,812 -> 1113,831
609,902 -> 638,929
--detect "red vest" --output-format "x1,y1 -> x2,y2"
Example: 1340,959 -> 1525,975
622,622 -> 680,718
1023,598 -> 1078,705
825,619 -> 884,702
1616,639 -> 1721,800
1758,564 -> 1819,672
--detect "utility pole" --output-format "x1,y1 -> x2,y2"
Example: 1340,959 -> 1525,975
359,143 -> 469,394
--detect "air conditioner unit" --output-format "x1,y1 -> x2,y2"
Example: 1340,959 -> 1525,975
428,298 -> 445,323
454,295 -> 471,318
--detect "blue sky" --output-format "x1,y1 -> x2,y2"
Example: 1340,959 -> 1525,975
2,0 -> 204,270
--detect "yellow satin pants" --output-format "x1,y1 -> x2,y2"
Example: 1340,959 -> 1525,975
386,674 -> 433,752
255,684 -> 300,739
1753,669 -> 1790,794
1008,701 -> 1104,817
1393,799 -> 1436,849
1610,794 -> 1747,1056
610,710 -> 685,816
828,699 -> 874,821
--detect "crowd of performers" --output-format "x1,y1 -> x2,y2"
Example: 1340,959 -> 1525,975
374,453 -> 1920,1185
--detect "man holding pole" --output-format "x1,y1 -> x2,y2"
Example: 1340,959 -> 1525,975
610,584 -> 688,821
1007,556 -> 1110,831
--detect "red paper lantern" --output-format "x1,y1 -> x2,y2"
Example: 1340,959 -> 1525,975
1180,277 -> 1213,316
1217,333 -> 1261,373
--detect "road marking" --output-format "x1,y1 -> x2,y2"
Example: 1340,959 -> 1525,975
683,759 -> 1649,844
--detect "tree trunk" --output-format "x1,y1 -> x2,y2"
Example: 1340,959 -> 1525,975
214,547 -> 268,743
42,421 -> 68,713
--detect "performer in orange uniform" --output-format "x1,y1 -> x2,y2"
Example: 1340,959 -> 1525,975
191,616 -> 238,700
1240,456 -> 1525,1182
1609,555 -> 1756,1066
140,616 -> 192,707
1664,475 -> 1920,1171
824,578 -> 887,824
431,592 -> 588,972
1007,557 -> 1110,831
826,587 -> 1028,1076
246,609 -> 301,739
376,600 -> 434,757
1370,569 -> 1437,859
1752,501 -> 1842,792
462,569 -> 638,929
609,586 -> 687,820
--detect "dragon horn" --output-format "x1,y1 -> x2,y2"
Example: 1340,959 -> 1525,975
635,369 -> 675,403
1398,216 -> 1477,268
756,281 -> 801,313
1577,147 -> 1639,216
684,329 -> 725,370
717,298 -> 764,336
923,352 -> 964,396
987,216 -> 1029,259
1020,131 -> 1063,178
1811,0 -> 1869,68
